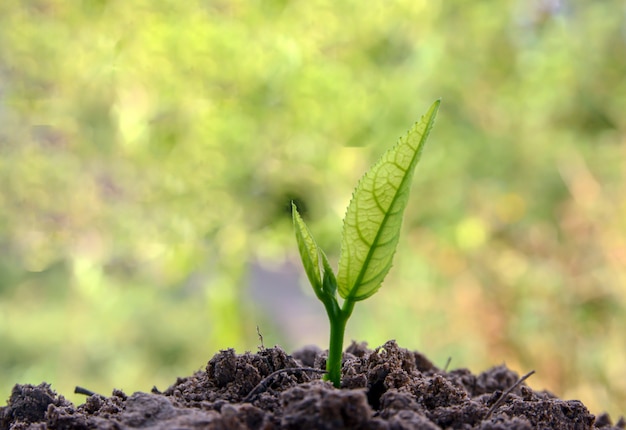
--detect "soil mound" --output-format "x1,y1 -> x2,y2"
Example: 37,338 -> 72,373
1,341 -> 623,429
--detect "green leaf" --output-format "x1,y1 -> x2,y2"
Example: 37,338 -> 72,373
337,100 -> 440,301
292,202 -> 323,298
320,250 -> 338,297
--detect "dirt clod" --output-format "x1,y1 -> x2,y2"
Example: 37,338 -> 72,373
1,341 -> 623,429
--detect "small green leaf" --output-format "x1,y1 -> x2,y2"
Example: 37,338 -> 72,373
292,202 -> 323,297
320,250 -> 338,297
337,100 -> 440,301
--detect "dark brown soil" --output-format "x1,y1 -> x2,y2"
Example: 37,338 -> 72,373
1,341 -> 623,429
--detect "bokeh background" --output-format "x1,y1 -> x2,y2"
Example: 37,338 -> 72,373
1,0 -> 625,419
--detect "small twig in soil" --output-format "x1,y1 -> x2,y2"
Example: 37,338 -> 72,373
256,325 -> 265,350
74,386 -> 99,397
484,370 -> 535,419
243,367 -> 327,403
443,356 -> 452,373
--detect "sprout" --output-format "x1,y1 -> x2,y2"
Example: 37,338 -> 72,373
292,100 -> 440,387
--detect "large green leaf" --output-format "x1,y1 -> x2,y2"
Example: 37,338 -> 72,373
337,100 -> 440,301
292,202 -> 323,298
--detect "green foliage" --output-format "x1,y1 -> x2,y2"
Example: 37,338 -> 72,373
338,101 -> 439,301
293,101 -> 439,386
292,203 -> 323,298
0,0 -> 624,418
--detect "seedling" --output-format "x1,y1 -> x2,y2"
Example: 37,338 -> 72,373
292,100 -> 440,387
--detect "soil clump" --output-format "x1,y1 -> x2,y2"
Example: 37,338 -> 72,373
1,340 -> 623,429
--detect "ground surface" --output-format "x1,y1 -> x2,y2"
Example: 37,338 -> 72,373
1,341 -> 624,429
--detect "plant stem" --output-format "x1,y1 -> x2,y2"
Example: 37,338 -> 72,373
324,299 -> 355,388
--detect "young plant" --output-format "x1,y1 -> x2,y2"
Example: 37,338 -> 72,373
292,100 -> 440,388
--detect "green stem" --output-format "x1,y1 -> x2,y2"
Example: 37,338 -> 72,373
324,299 -> 355,388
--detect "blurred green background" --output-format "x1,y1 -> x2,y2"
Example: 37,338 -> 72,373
1,0 -> 625,419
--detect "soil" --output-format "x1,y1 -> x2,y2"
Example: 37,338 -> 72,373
1,340 -> 623,430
